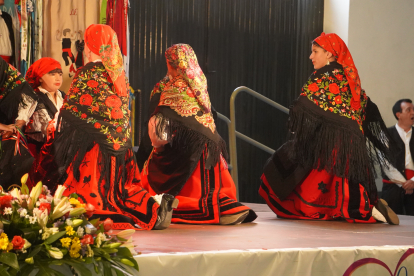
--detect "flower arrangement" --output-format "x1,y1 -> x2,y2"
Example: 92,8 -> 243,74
0,174 -> 139,276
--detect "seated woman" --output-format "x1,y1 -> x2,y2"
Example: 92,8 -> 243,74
31,24 -> 175,230
139,44 -> 257,225
259,33 -> 398,224
25,57 -> 64,157
0,57 -> 37,188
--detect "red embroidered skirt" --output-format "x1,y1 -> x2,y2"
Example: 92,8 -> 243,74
141,157 -> 254,224
62,144 -> 159,230
259,169 -> 376,223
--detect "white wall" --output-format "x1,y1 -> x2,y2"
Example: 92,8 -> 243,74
323,0 -> 350,44
325,0 -> 414,126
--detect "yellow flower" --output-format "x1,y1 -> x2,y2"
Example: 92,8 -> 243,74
69,243 -> 81,258
69,198 -> 85,208
60,237 -> 72,248
0,233 -> 8,239
66,226 -> 75,236
179,60 -> 187,69
72,237 -> 80,246
0,238 -> 9,250
6,242 -> 13,252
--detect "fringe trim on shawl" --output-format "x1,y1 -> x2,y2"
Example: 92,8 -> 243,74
153,113 -> 228,169
287,96 -> 382,202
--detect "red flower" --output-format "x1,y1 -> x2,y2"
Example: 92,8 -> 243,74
102,218 -> 114,232
94,122 -> 101,129
307,83 -> 319,92
0,195 -> 13,208
72,87 -> 80,93
16,80 -> 21,84
105,95 -> 122,108
80,94 -> 93,106
113,142 -> 120,151
186,69 -> 195,79
73,107 -> 78,113
336,74 -> 343,81
111,108 -> 123,119
85,203 -> 95,218
116,126 -> 122,133
87,80 -> 99,88
91,105 -> 99,112
39,194 -> 47,200
81,113 -> 87,119
334,96 -> 342,105
329,83 -> 340,94
186,88 -> 195,98
80,234 -> 94,245
351,98 -> 361,110
316,79 -> 322,83
11,236 -> 25,250
39,202 -> 51,214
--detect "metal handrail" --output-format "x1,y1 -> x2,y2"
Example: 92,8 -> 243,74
229,86 -> 289,199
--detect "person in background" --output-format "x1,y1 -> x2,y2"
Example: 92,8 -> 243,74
139,44 -> 257,225
0,56 -> 37,187
259,33 -> 399,225
0,0 -> 16,66
24,57 -> 64,157
381,99 -> 414,215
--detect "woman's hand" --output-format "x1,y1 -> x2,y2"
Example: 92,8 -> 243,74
0,124 -> 17,137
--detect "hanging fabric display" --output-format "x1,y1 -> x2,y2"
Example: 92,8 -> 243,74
42,0 -> 100,93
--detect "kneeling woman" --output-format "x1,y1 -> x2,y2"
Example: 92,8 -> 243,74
140,44 -> 257,225
259,33 -> 398,224
31,24 -> 175,230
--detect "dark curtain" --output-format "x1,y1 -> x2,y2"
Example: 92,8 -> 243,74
129,0 -> 324,203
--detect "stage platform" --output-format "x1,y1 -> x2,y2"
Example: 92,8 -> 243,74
133,203 -> 414,276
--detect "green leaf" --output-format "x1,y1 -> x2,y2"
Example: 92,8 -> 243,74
61,260 -> 92,276
111,259 -> 139,275
0,265 -> 11,276
35,262 -> 58,276
44,231 -> 67,245
101,248 -> 118,254
0,253 -> 19,271
116,247 -> 133,258
27,245 -> 43,258
89,218 -> 100,227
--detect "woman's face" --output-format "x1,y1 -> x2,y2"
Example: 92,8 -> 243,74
166,60 -> 178,78
309,44 -> 330,70
40,71 -> 63,92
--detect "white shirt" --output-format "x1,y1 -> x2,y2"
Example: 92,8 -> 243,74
25,87 -> 64,142
0,10 -> 13,56
383,123 -> 414,186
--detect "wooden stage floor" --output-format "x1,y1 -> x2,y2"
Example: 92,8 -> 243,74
132,203 -> 414,276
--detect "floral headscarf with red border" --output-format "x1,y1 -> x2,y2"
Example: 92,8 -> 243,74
84,24 -> 127,97
313,32 -> 362,110
151,44 -> 215,133
25,57 -> 62,89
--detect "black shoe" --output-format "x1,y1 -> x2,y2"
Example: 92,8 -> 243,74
153,194 -> 179,230
375,198 -> 399,225
219,210 -> 249,225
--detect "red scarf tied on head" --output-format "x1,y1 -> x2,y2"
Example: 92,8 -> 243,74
84,24 -> 127,97
25,58 -> 61,89
313,32 -> 362,110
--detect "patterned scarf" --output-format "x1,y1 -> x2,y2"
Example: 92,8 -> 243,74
84,24 -> 127,97
314,32 -> 362,110
25,57 -> 62,89
152,44 -> 215,133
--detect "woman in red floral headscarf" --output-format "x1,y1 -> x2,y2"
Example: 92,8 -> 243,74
138,44 -> 257,225
31,24 -> 175,230
259,33 -> 399,225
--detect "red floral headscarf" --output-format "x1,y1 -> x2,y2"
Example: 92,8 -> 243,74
314,32 -> 361,110
165,44 -> 211,113
25,57 -> 62,89
84,24 -> 127,97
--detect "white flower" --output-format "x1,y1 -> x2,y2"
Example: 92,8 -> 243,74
53,185 -> 66,204
48,247 -> 63,259
36,202 -> 41,207
25,215 -> 30,219
76,226 -> 84,238
29,216 -> 37,224
50,197 -> 73,220
37,210 -> 49,229
65,219 -> 73,226
39,229 -> 43,234
42,227 -> 59,240
96,232 -> 106,248
4,207 -> 12,215
20,209 -> 28,217
28,182 -> 43,210
86,245 -> 94,257
42,231 -> 51,240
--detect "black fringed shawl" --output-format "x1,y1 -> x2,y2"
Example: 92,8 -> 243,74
0,57 -> 37,124
33,62 -> 136,192
285,62 -> 394,203
143,88 -> 228,196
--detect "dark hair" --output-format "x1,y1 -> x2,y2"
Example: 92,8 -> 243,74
392,99 -> 412,120
47,68 -> 63,74
312,41 -> 326,52
63,28 -> 71,36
